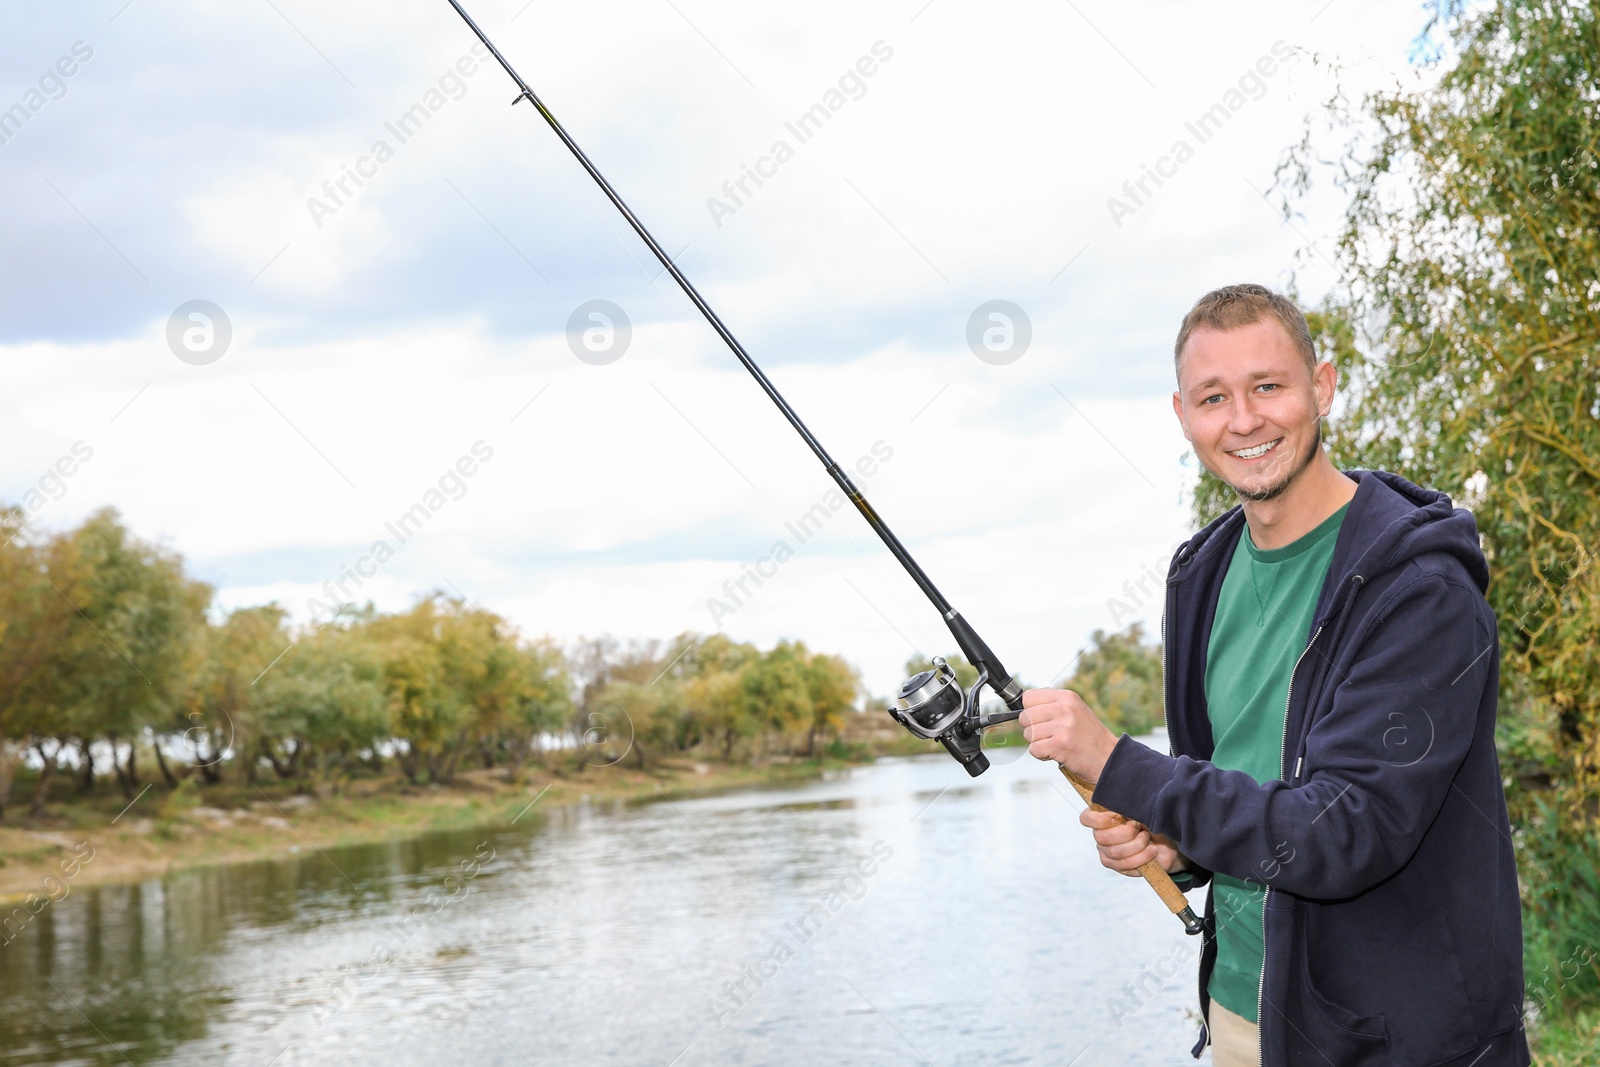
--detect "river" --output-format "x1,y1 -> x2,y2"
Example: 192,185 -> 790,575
1,742 -> 1206,1066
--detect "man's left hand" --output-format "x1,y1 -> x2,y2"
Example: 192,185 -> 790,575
1018,688 -> 1120,784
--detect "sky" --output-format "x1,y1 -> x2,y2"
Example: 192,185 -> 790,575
0,0 -> 1437,700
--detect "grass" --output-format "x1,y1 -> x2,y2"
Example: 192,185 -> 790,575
1517,795 -> 1600,1063
1532,1007 -> 1600,1065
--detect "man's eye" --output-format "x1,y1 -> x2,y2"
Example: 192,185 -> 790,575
1258,383 -> 1279,393
1203,394 -> 1224,405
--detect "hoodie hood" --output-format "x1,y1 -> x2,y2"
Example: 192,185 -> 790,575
1170,469 -> 1489,625
1335,469 -> 1488,593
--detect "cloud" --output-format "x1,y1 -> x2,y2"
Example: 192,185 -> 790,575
0,0 -> 1428,694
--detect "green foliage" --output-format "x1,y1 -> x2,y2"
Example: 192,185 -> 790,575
1062,624 -> 1164,736
257,623 -> 388,785
688,665 -> 756,760
362,595 -> 545,784
1274,0 -> 1600,805
61,510 -> 211,736
1215,0 -> 1600,1051
822,736 -> 872,762
591,679 -> 674,768
489,636 -> 570,780
1519,797 -> 1600,1027
741,640 -> 813,742
182,604 -> 291,783
0,507 -> 78,816
803,648 -> 859,756
0,509 -> 210,804
570,632 -> 858,764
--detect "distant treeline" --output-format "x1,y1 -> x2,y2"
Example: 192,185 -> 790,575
0,506 -> 862,819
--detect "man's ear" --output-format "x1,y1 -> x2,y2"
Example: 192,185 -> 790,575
1313,360 -> 1337,417
1171,391 -> 1191,441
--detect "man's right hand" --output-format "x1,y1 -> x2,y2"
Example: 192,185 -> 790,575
1079,808 -> 1186,876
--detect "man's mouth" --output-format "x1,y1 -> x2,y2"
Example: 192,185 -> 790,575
1227,438 -> 1282,460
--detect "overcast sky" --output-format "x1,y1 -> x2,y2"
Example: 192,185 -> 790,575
1,0 -> 1435,699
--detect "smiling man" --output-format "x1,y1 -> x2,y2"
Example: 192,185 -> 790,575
1020,285 -> 1527,1066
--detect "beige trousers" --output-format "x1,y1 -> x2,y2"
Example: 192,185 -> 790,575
1210,1001 -> 1260,1067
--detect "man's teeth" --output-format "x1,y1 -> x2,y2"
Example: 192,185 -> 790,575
1231,440 -> 1278,459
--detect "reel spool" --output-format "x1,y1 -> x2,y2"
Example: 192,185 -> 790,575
888,656 -> 991,776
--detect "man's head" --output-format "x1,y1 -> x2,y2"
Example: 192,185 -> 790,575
1171,284 -> 1335,504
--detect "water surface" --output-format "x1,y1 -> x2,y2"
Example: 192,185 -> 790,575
1,745 -> 1204,1065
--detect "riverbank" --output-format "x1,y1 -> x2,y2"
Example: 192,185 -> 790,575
0,710 -> 994,903
0,751 -> 915,902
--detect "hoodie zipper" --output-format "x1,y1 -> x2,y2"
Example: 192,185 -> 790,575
1162,604 -> 1173,758
1257,619 -> 1326,1061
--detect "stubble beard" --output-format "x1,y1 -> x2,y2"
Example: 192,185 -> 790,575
1220,421 -> 1323,504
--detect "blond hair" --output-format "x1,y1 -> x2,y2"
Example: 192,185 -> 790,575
1174,283 -> 1315,377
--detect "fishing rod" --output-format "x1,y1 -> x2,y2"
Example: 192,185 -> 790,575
443,0 -> 1200,936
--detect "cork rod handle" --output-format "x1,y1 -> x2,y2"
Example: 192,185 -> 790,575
1061,768 -> 1203,934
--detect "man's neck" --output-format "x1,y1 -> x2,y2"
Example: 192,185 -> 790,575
1241,455 -> 1358,550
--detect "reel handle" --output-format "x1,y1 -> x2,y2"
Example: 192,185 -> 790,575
1061,769 -> 1203,935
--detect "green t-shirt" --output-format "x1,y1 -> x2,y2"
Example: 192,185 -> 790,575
1204,503 -> 1348,1023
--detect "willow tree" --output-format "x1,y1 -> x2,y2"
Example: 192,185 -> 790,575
1191,2 -> 1598,794
1276,0 -> 1599,798
1193,1 -> 1599,1042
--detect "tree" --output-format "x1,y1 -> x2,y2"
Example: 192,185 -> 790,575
0,508 -> 76,818
741,641 -> 813,754
360,594 -> 569,784
802,649 -> 859,756
565,634 -> 670,769
590,677 -> 682,770
1062,624 -> 1163,737
621,632 -> 762,758
180,604 -> 291,785
1255,0 -> 1600,806
1219,1 -> 1600,1045
364,599 -> 467,784
255,623 -> 388,789
451,633 -> 569,780
428,596 -> 511,782
690,667 -> 758,761
1267,0 -> 1600,793
37,510 -> 210,803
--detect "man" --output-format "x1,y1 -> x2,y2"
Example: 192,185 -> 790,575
1019,285 -> 1527,1066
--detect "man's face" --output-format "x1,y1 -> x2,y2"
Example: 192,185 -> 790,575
1171,318 -> 1335,503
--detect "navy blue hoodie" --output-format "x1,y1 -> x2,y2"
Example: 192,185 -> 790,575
1094,471 -> 1529,1066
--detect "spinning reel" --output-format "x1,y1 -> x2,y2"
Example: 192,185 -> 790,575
889,656 -> 1023,777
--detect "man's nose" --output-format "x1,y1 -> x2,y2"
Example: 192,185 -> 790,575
1228,394 -> 1265,437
